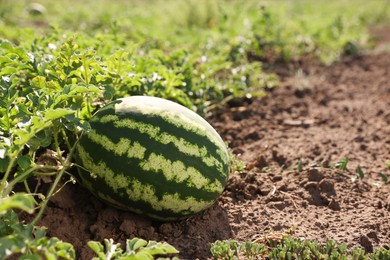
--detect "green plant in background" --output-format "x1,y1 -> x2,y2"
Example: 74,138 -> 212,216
2,1 -> 390,64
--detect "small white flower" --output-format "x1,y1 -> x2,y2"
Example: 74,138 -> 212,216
2,137 -> 10,146
2,76 -> 10,82
45,54 -> 53,61
151,72 -> 162,81
48,43 -> 57,50
16,119 -> 32,128
27,52 -> 35,62
0,149 -> 6,158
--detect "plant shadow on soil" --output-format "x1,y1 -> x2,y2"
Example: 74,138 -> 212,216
22,27 -> 390,259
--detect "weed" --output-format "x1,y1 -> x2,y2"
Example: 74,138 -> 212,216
210,240 -> 240,260
211,235 -> 390,260
240,240 -> 266,259
336,156 -> 349,173
356,165 -> 365,180
385,160 -> 390,170
229,149 -> 246,173
297,160 -> 304,172
379,172 -> 388,184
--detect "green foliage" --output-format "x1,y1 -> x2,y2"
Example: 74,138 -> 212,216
240,240 -> 266,259
0,209 -> 75,259
0,0 -> 389,258
210,236 -> 390,260
0,34 -> 101,260
88,237 -> 179,260
210,240 -> 240,259
2,0 -> 389,64
0,37 -> 95,222
371,247 -> 390,259
0,193 -> 34,215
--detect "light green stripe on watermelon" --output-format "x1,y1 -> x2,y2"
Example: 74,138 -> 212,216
77,145 -> 213,214
140,152 -> 223,193
126,179 -> 214,214
86,128 -> 146,159
114,98 -> 230,166
77,145 -> 130,190
95,114 -> 224,172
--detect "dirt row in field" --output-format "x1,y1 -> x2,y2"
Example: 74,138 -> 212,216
26,28 -> 390,259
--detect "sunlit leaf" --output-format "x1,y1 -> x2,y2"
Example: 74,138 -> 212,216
127,238 -> 148,252
0,193 -> 35,215
31,76 -> 47,89
44,108 -> 74,121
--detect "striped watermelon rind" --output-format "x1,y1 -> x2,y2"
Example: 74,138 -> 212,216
75,96 -> 230,221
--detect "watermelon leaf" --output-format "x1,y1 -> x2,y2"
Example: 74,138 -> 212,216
0,193 -> 35,215
126,238 -> 148,252
44,108 -> 74,121
88,238 -> 179,259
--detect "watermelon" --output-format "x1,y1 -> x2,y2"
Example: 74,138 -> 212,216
75,96 -> 230,221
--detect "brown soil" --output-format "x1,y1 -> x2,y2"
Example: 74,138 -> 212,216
25,31 -> 390,259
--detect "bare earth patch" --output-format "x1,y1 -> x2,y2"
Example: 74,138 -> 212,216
24,35 -> 390,259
